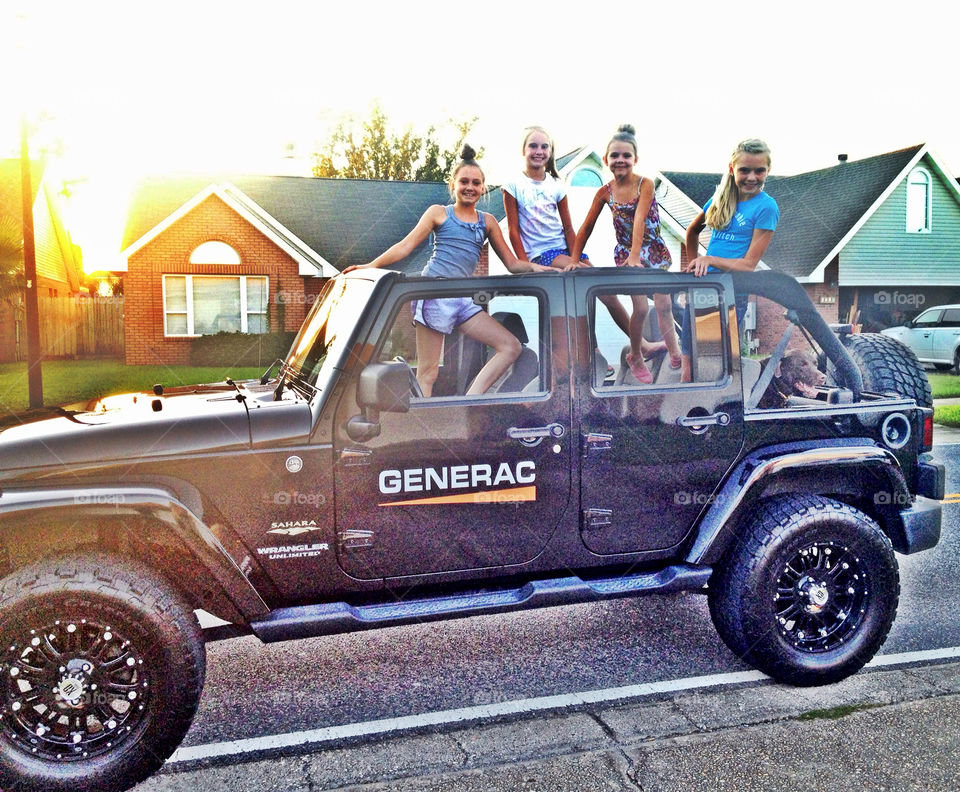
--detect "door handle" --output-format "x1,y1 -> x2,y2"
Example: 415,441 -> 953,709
676,412 -> 730,429
508,423 -> 565,441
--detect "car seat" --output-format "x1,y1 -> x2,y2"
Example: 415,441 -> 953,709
491,311 -> 539,392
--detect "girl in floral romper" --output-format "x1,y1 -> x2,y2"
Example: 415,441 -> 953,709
571,124 -> 681,384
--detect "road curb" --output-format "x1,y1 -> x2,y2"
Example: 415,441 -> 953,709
139,661 -> 960,791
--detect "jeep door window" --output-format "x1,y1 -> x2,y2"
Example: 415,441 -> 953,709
377,291 -> 544,399
287,276 -> 375,390
591,286 -> 727,388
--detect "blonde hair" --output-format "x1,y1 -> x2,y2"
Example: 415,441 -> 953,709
522,126 -> 559,178
705,139 -> 772,231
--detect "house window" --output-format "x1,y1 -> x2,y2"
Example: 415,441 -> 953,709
906,167 -> 932,233
163,274 -> 268,336
189,241 -> 242,264
570,167 -> 603,187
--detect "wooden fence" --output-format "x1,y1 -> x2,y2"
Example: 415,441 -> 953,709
10,295 -> 124,359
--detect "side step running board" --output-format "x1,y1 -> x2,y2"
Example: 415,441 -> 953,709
250,564 -> 712,644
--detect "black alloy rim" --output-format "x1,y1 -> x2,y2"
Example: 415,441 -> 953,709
2,617 -> 150,760
774,541 -> 868,653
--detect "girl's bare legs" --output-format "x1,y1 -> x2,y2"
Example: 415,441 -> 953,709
598,294 -> 666,357
680,354 -> 692,383
626,295 -> 653,383
653,292 -> 682,367
414,323 -> 445,397
460,312 -> 522,395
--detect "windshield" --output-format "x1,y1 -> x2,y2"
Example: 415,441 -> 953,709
285,276 -> 375,389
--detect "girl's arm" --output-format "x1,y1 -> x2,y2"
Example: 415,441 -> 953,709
342,205 -> 444,273
485,216 -> 555,273
685,228 -> 774,276
685,210 -> 706,265
557,196 -> 588,268
502,192 -> 530,262
570,187 -> 607,263
624,177 -> 655,267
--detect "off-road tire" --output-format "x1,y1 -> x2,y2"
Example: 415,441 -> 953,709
0,554 -> 206,792
835,332 -> 932,407
709,494 -> 899,686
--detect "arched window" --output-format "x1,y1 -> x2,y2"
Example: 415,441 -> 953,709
570,167 -> 603,187
906,168 -> 932,233
189,241 -> 241,264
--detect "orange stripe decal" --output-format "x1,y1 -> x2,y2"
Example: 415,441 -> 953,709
379,486 -> 537,507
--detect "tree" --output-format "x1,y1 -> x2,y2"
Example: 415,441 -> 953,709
312,104 -> 481,182
0,216 -> 24,307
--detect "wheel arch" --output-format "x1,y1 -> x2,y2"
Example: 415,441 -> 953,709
687,441 -> 913,565
0,486 -> 269,625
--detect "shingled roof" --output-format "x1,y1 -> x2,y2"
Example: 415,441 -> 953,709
662,145 -> 925,279
122,174 -> 506,275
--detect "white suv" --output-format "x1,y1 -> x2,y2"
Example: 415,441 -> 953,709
883,304 -> 960,371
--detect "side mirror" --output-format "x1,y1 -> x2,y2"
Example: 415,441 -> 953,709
346,361 -> 412,442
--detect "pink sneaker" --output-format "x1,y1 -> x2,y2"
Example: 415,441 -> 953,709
625,351 -> 653,384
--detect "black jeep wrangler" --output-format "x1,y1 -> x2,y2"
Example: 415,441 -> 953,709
0,268 -> 944,792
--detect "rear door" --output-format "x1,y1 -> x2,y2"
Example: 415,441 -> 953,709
932,307 -> 960,363
333,276 -> 573,580
575,274 -> 744,556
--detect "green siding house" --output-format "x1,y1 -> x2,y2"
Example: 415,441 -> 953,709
661,144 -> 960,343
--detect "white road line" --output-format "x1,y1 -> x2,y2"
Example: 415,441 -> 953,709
168,646 -> 960,765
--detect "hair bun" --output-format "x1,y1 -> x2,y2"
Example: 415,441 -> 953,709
617,123 -> 636,136
460,144 -> 477,161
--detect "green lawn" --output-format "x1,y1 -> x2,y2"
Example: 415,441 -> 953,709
928,371 -> 960,399
935,405 -> 960,428
0,359 -> 264,418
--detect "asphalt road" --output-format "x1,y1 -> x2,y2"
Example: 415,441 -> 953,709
160,444 -> 960,758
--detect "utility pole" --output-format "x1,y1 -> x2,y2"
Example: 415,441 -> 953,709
20,115 -> 43,408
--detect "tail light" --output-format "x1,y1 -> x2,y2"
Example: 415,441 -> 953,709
922,411 -> 934,452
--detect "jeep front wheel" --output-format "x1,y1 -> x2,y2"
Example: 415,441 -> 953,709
709,494 -> 899,686
0,554 -> 205,792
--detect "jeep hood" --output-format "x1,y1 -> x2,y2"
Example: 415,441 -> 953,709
0,387 -> 253,473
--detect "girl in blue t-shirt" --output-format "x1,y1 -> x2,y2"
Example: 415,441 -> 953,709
680,138 -> 779,382
343,146 -> 553,396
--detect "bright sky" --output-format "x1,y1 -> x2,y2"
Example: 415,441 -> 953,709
2,0 -> 957,273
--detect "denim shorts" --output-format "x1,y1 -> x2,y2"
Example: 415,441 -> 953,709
413,297 -> 483,335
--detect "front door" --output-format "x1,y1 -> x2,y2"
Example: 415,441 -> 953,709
575,276 -> 744,556
334,279 -> 572,580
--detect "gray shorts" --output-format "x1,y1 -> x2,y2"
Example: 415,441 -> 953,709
413,297 -> 483,335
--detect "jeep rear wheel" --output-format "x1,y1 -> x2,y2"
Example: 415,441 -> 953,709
0,555 -> 205,792
709,494 -> 899,686
836,332 -> 932,407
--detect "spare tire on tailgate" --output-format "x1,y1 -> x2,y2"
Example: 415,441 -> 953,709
835,332 -> 932,408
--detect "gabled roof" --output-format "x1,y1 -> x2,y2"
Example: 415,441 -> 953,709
662,145 -> 928,280
122,174 -> 507,276
1,159 -> 82,291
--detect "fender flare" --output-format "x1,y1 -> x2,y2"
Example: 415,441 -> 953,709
687,439 -> 910,565
0,485 -> 269,621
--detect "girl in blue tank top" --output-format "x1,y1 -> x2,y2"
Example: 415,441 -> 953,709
343,145 -> 554,396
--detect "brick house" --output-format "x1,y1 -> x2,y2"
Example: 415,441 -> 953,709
0,159 -> 83,363
660,144 -> 960,352
120,176 -> 505,365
